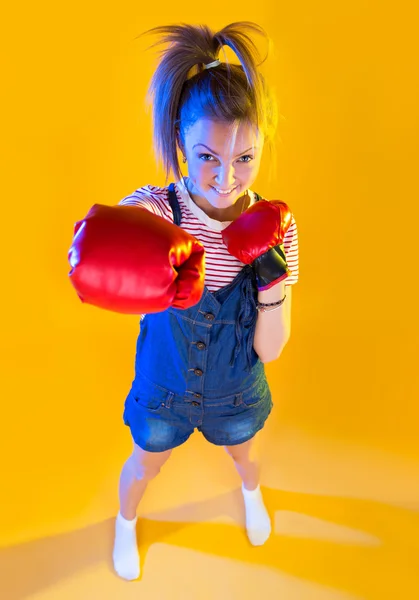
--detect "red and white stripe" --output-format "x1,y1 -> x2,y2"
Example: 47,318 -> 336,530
118,181 -> 299,293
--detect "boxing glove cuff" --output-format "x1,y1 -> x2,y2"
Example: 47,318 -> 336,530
253,245 -> 292,291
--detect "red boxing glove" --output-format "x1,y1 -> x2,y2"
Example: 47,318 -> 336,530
222,199 -> 293,290
68,204 -> 205,314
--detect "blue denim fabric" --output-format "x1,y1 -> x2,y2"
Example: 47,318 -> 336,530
122,185 -> 273,452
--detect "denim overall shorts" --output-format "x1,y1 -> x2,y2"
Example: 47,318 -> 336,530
122,183 -> 273,452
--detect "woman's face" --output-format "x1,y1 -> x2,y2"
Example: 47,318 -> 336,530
178,117 -> 264,215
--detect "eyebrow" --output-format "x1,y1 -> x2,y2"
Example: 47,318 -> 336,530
192,143 -> 257,158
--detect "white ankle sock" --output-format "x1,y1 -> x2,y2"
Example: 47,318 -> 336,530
112,511 -> 140,580
241,483 -> 271,546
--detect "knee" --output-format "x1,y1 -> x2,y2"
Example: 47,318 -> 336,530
131,460 -> 160,481
129,449 -> 171,482
224,445 -> 249,463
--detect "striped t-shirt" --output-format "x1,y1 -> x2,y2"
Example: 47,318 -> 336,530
118,176 -> 299,295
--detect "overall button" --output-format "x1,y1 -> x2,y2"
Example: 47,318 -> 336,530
196,342 -> 206,350
194,368 -> 203,376
193,392 -> 202,398
191,401 -> 200,407
204,313 -> 215,321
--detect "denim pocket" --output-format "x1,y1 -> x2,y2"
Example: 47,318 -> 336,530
132,392 -> 164,412
241,395 -> 265,408
130,372 -> 172,413
240,378 -> 271,408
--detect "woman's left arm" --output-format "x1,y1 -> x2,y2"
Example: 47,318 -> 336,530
253,280 -> 292,363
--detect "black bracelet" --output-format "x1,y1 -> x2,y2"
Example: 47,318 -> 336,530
256,293 -> 287,312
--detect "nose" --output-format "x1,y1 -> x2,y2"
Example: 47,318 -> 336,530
214,164 -> 237,189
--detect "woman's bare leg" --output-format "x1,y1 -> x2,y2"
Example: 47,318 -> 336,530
225,436 -> 271,546
113,443 -> 172,580
119,443 -> 172,520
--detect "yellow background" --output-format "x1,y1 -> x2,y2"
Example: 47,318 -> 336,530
1,2 -> 419,598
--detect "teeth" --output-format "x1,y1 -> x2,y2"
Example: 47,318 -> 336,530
214,187 -> 234,194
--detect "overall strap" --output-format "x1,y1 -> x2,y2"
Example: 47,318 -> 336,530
168,183 -> 182,226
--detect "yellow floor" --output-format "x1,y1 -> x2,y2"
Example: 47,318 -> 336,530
2,424 -> 419,600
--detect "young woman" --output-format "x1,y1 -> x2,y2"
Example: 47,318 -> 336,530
69,20 -> 299,581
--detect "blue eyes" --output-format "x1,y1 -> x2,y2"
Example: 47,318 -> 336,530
199,153 -> 253,163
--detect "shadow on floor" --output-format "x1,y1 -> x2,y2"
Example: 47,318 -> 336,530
1,486 -> 418,600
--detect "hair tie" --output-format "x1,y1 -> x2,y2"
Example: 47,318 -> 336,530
203,59 -> 221,70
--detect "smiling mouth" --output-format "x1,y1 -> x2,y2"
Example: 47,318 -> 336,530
211,186 -> 238,196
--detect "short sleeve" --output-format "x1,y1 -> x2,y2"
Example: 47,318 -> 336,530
283,214 -> 299,286
117,184 -> 174,223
